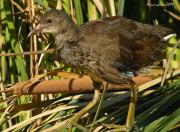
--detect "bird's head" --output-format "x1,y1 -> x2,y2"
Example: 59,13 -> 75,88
28,9 -> 74,37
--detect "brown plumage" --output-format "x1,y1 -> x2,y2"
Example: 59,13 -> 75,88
29,9 -> 172,84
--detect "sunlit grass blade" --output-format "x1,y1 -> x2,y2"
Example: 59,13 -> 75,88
88,0 -> 98,21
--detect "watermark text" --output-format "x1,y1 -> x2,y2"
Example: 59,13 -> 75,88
147,2 -> 174,7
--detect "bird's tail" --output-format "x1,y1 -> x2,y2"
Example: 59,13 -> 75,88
147,25 -> 173,40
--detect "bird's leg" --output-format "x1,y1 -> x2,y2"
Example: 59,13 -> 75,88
125,80 -> 137,131
90,81 -> 108,131
115,80 -> 137,132
67,88 -> 101,131
103,80 -> 137,132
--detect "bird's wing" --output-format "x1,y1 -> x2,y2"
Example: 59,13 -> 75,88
78,16 -> 171,84
79,16 -> 144,68
80,21 -> 134,61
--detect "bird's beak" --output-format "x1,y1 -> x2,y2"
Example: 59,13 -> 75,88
28,24 -> 43,37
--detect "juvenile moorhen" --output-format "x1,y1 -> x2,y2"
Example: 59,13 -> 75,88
29,9 -> 172,131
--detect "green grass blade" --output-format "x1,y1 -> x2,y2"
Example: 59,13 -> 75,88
88,0 -> 98,21
117,0 -> 125,16
4,0 -> 28,81
73,0 -> 84,25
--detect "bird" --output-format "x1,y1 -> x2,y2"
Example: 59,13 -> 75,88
29,9 -> 172,131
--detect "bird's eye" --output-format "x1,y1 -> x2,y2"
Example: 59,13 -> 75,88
47,19 -> 52,23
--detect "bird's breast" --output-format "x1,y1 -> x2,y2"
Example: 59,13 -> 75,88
56,44 -> 88,69
57,44 -> 100,73
58,47 -> 80,66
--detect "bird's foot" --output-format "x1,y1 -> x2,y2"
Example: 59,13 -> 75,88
103,124 -> 134,132
65,89 -> 101,132
102,80 -> 137,132
66,117 -> 89,132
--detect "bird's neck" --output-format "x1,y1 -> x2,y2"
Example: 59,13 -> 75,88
55,23 -> 79,49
